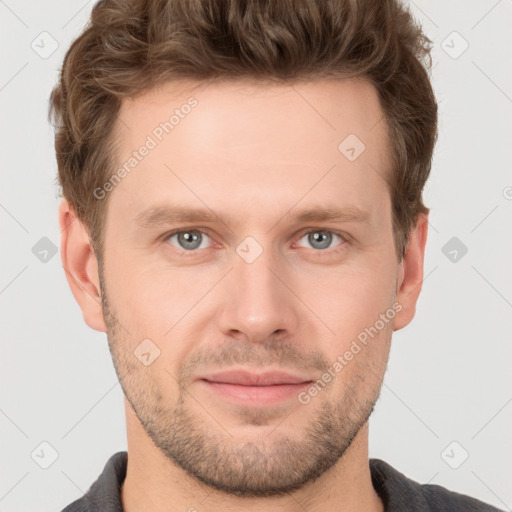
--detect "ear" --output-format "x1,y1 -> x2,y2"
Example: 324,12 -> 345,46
393,213 -> 429,331
58,199 -> 107,332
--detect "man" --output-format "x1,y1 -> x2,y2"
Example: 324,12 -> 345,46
50,0 -> 502,510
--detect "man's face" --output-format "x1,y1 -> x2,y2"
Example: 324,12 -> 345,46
100,78 -> 401,496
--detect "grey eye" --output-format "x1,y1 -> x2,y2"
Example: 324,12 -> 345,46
297,231 -> 343,250
168,230 -> 210,251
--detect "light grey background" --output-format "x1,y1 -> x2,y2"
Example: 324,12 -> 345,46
1,1 -> 511,511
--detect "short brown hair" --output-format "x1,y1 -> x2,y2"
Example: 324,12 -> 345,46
49,0 -> 438,260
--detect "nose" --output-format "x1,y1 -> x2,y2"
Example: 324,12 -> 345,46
217,242 -> 299,344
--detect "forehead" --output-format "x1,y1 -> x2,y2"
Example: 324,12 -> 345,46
109,78 -> 392,227
117,77 -> 389,157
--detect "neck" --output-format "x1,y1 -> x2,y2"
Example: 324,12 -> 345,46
121,400 -> 383,512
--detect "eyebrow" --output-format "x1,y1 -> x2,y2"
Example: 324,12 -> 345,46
134,204 -> 371,230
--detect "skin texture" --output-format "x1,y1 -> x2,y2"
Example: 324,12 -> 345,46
59,77 -> 428,512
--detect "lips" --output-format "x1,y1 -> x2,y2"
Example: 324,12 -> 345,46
199,369 -> 313,386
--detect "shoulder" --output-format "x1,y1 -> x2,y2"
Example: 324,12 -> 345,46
369,458 -> 504,512
59,451 -> 127,512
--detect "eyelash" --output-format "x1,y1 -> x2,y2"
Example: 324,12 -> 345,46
162,228 -> 349,257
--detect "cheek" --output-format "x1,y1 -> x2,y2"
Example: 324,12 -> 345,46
310,268 -> 395,397
107,258 -> 212,342
302,260 -> 397,343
